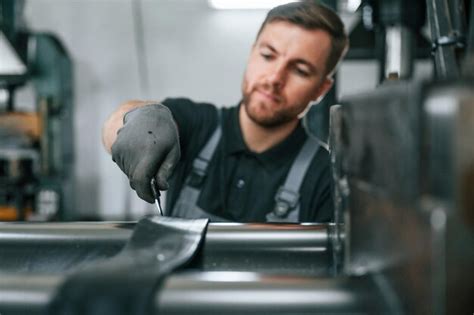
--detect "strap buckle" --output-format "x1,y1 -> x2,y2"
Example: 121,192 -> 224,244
273,187 -> 299,218
431,34 -> 465,52
187,157 -> 208,187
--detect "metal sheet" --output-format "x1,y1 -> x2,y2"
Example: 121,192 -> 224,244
48,216 -> 208,315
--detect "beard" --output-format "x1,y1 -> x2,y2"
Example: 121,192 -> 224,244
242,86 -> 301,128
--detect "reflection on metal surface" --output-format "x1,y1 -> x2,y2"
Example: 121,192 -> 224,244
190,271 -> 261,282
156,271 -> 387,315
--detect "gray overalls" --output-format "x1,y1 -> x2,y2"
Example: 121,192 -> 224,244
170,111 -> 320,222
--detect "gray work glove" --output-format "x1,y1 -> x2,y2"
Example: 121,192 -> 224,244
111,104 -> 180,203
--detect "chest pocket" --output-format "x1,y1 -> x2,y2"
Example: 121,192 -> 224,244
170,110 -> 320,223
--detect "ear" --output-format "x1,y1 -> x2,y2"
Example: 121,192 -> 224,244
312,77 -> 334,104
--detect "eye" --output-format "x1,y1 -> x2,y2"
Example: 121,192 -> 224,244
260,52 -> 273,61
294,67 -> 310,77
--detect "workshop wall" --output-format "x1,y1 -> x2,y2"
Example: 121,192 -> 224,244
19,0 -> 431,220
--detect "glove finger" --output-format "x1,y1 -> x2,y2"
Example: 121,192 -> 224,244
131,157 -> 161,203
155,144 -> 180,191
128,178 -> 155,204
131,177 -> 155,203
111,140 -> 125,171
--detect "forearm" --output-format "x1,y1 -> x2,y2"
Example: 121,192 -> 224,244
102,100 -> 157,153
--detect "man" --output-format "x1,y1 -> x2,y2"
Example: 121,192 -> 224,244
102,1 -> 348,222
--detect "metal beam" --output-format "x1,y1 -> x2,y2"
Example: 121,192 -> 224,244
0,222 -> 332,275
0,272 -> 389,315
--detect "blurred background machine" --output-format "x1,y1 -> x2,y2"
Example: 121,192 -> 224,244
0,0 -> 74,221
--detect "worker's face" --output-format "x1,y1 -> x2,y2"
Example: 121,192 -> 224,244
241,21 -> 333,127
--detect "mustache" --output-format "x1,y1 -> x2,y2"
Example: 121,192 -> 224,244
252,83 -> 283,102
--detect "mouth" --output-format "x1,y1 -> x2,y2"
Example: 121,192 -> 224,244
255,89 -> 281,104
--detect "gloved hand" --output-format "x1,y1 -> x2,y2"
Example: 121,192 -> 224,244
111,104 -> 180,203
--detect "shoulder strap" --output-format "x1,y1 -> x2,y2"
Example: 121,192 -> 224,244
171,108 -> 223,219
186,109 -> 222,187
267,136 -> 321,222
187,109 -> 222,187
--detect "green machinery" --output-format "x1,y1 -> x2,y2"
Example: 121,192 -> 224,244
0,0 -> 74,221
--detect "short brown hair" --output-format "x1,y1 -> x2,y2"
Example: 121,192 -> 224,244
257,1 -> 349,77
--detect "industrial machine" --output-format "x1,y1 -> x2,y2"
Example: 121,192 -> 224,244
0,79 -> 472,315
0,0 -> 74,221
0,0 -> 473,314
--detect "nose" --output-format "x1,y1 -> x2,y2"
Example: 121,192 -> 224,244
266,63 -> 286,89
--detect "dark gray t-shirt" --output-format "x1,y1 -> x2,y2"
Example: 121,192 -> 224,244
163,98 -> 333,222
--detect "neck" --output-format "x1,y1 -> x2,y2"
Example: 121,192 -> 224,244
239,105 -> 299,153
